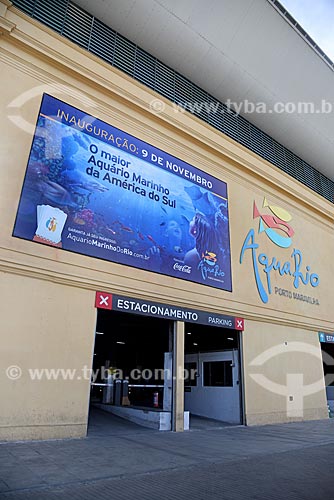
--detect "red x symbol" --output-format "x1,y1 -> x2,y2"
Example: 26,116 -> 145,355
95,291 -> 112,310
235,318 -> 244,331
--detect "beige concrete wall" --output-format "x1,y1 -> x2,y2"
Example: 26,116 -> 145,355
243,321 -> 328,425
0,272 -> 96,440
0,2 -> 332,438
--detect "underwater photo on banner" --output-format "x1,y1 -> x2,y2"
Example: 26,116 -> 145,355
13,94 -> 232,292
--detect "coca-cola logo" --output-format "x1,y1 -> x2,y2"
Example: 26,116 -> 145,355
173,262 -> 191,274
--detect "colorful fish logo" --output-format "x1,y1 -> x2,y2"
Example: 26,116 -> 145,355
253,197 -> 294,248
46,217 -> 57,232
203,251 -> 217,266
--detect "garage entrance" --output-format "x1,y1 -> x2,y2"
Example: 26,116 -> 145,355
320,333 -> 334,416
89,309 -> 173,430
184,323 -> 243,425
91,292 -> 245,431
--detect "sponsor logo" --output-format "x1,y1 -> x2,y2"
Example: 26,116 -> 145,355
173,262 -> 192,274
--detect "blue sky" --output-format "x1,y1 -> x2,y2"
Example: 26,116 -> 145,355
281,0 -> 334,60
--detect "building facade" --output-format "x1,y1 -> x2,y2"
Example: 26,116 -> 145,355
0,0 -> 333,441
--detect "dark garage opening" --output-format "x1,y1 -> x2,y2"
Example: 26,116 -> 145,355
90,309 -> 171,409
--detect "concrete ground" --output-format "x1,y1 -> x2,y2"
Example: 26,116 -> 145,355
0,407 -> 334,499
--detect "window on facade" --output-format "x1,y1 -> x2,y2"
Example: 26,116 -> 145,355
203,361 -> 233,387
184,362 -> 198,386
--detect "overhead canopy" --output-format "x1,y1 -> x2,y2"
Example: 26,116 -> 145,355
75,0 -> 334,181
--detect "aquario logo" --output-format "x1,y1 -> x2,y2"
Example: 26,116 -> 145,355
46,217 -> 57,232
253,197 -> 294,248
240,197 -> 319,304
198,250 -> 225,281
203,251 -> 217,266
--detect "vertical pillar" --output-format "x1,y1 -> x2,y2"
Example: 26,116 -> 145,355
238,331 -> 246,425
172,321 -> 184,432
163,352 -> 172,411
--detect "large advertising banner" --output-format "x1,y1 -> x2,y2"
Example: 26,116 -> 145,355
13,94 -> 232,291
